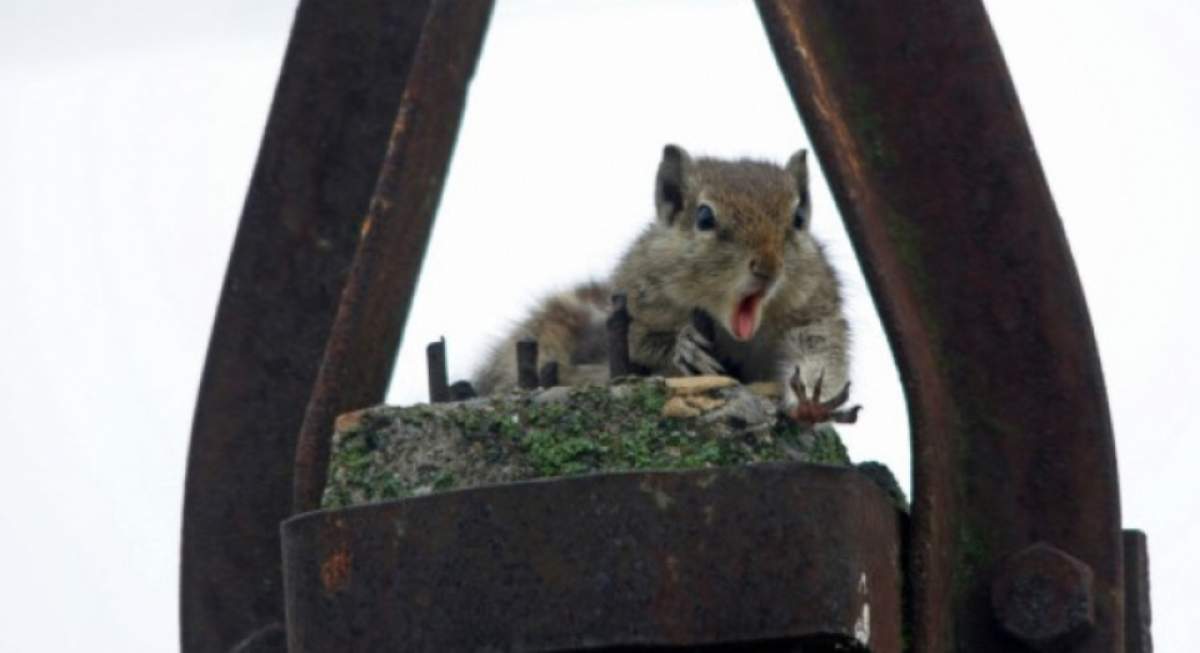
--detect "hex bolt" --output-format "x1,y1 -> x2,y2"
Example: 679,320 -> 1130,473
991,542 -> 1096,651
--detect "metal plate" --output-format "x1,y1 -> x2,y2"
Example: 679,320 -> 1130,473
282,464 -> 903,652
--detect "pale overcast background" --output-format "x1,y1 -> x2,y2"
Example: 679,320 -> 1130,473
2,1 -> 1196,650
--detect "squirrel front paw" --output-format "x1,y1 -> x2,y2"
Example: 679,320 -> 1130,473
781,366 -> 860,426
672,322 -> 726,376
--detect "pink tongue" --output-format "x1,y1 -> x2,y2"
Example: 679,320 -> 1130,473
733,294 -> 761,340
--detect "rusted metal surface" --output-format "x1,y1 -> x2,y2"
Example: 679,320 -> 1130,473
758,2 -> 1124,651
179,1 -> 434,650
229,624 -> 286,653
991,542 -> 1096,651
426,338 -> 449,403
282,464 -> 903,652
291,0 -> 496,512
1123,531 -> 1152,653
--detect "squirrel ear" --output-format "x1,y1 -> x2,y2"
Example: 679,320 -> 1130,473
656,144 -> 692,225
786,149 -> 809,191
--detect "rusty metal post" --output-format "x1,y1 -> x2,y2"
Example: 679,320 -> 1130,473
1123,530 -> 1153,653
607,293 -> 632,377
291,0 -> 496,513
426,338 -> 449,403
179,2 -> 434,650
516,338 -> 539,389
757,2 -> 1124,651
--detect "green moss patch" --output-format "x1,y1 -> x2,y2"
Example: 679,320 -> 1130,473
322,378 -> 859,510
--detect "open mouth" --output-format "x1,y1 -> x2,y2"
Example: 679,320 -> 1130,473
731,290 -> 765,341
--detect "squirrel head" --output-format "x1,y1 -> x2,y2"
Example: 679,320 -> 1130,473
653,144 -> 826,341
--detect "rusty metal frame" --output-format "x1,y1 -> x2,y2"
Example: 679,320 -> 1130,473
179,1 -> 437,649
182,1 -> 1145,651
290,0 -> 495,513
758,2 -> 1126,651
283,465 -> 903,651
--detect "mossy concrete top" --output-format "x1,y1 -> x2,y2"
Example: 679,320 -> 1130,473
322,376 -> 901,510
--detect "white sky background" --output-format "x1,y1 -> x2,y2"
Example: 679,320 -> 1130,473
0,1 -> 1196,650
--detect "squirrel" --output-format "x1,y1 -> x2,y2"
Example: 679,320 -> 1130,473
473,144 -> 855,423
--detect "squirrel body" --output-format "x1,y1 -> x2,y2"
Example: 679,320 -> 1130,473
473,145 -> 848,412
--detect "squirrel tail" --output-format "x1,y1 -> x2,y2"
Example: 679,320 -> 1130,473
473,280 -> 613,395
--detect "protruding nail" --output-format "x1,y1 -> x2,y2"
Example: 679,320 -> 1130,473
517,338 -> 538,390
426,337 -> 449,403
607,293 -> 632,378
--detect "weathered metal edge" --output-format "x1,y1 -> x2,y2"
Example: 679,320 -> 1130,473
756,2 -> 1124,651
291,0 -> 497,513
179,2 -> 434,650
1123,530 -> 1152,653
283,463 -> 903,652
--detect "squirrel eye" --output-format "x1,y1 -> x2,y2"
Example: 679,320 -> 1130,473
695,204 -> 717,231
793,202 -> 808,230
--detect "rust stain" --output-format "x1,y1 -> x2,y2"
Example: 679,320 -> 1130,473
776,4 -> 868,196
320,548 -> 352,593
390,102 -> 412,141
283,464 -> 904,650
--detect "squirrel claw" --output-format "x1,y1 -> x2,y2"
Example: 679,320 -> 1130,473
820,380 -> 852,410
787,369 -> 861,425
673,322 -> 726,377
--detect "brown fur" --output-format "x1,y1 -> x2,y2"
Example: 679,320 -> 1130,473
474,145 -> 848,409
473,281 -> 612,396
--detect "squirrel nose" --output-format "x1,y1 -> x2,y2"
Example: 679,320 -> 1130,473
749,258 -> 777,282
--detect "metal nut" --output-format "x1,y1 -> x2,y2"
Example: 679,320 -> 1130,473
991,542 -> 1095,651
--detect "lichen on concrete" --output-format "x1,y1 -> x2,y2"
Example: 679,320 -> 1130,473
322,376 -> 880,510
